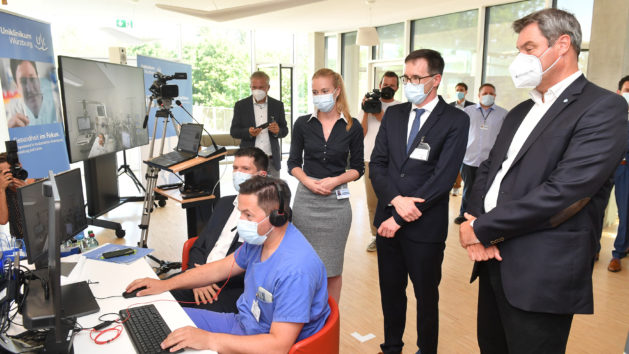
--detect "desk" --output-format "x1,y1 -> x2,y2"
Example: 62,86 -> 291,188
66,253 -> 216,354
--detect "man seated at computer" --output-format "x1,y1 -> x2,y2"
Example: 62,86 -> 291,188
170,147 -> 269,313
126,176 -> 330,353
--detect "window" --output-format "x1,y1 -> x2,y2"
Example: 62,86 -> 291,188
556,0 -> 593,74
482,0 -> 546,110
325,35 -> 338,71
374,23 -> 405,60
411,10 -> 479,103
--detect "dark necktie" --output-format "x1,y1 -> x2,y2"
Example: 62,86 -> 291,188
407,108 -> 425,153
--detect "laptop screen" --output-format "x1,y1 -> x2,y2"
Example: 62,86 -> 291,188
176,124 -> 203,153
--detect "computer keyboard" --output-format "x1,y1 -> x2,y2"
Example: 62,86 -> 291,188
119,304 -> 182,354
149,151 -> 195,167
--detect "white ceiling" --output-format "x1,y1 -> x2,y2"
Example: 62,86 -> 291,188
0,0 -> 502,35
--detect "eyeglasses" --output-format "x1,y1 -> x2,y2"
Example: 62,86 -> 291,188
401,74 -> 435,85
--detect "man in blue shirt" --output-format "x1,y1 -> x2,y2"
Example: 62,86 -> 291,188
127,176 -> 330,353
454,83 -> 508,224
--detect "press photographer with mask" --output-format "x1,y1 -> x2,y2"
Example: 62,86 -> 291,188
126,176 -> 330,353
359,71 -> 401,252
0,144 -> 35,239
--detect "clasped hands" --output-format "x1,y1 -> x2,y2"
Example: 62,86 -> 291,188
378,196 -> 424,238
459,213 -> 502,262
304,176 -> 340,195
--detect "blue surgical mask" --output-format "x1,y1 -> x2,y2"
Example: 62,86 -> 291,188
480,94 -> 495,106
313,93 -> 336,112
622,92 -> 629,105
456,91 -> 465,101
237,216 -> 273,245
405,78 -> 434,105
233,171 -> 253,192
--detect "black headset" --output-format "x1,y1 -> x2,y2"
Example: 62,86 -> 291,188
269,181 -> 290,226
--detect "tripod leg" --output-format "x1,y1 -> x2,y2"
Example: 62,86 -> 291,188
139,166 -> 159,248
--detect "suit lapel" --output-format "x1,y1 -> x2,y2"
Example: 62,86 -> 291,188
508,75 -> 586,170
403,98 -> 444,162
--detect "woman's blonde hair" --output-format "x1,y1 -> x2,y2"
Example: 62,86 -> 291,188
312,68 -> 353,131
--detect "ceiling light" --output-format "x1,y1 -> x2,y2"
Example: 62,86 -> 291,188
356,27 -> 379,46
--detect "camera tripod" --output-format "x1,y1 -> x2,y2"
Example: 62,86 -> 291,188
117,150 -> 145,194
138,97 -> 180,248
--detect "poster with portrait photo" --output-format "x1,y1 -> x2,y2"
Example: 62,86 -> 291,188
0,58 -> 62,128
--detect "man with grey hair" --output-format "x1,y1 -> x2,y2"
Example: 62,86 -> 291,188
459,8 -> 627,353
230,71 -> 288,177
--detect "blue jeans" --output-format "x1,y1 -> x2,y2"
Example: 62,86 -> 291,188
614,164 -> 629,259
184,308 -> 246,335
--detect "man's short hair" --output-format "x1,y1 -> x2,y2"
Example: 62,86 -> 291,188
234,147 -> 269,172
10,59 -> 38,82
455,82 -> 468,91
404,49 -> 445,76
239,176 -> 291,217
380,71 -> 399,87
0,153 -> 7,164
250,71 -> 270,85
479,83 -> 496,92
513,8 -> 582,55
618,75 -> 629,91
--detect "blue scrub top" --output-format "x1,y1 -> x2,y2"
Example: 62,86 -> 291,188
234,222 -> 330,341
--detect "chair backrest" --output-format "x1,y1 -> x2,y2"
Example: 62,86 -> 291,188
181,236 -> 199,271
289,296 -> 340,354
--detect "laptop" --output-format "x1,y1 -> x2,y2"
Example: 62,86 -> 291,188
146,123 -> 203,169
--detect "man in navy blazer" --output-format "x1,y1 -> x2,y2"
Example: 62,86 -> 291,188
171,147 -> 268,313
370,49 -> 469,354
459,9 -> 628,353
230,71 -> 288,177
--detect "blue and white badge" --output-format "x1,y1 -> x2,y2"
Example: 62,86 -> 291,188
336,188 -> 350,200
410,137 -> 430,161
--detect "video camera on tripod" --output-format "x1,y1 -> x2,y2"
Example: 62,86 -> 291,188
149,72 -> 187,108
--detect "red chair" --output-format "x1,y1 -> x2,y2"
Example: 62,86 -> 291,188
181,236 -> 198,271
289,296 -> 340,354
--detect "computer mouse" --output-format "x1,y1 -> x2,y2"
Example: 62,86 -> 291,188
122,286 -> 147,298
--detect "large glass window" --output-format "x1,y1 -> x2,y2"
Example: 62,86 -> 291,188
483,0 -> 546,110
556,0 -> 593,74
412,10 -> 479,104
325,35 -> 338,71
374,23 -> 405,60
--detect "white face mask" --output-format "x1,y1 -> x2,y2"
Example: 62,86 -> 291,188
622,92 -> 629,106
404,77 -> 434,105
313,92 -> 336,113
480,94 -> 495,106
233,171 -> 253,192
508,46 -> 561,88
252,89 -> 266,102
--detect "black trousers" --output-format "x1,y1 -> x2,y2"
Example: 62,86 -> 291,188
168,272 -> 243,313
459,163 -> 478,217
376,234 -> 445,354
477,260 -> 573,354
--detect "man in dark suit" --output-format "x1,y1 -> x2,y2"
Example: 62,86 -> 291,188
370,49 -> 469,354
230,71 -> 288,178
449,82 -> 475,110
459,9 -> 628,353
170,147 -> 268,313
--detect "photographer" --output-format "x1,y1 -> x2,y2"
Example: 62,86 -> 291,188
0,152 -> 34,238
360,71 -> 400,252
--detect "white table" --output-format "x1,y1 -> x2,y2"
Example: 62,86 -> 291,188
66,253 -> 216,354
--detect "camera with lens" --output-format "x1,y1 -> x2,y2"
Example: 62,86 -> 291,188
362,89 -> 382,114
5,140 -> 27,180
149,72 -> 187,101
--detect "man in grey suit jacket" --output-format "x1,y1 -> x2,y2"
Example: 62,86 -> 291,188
230,71 -> 288,177
459,9 -> 628,354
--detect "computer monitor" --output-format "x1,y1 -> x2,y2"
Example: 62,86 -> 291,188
17,168 -> 87,268
58,55 -> 148,163
76,116 -> 91,132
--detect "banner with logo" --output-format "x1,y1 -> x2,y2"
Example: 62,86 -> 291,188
136,55 -> 193,138
0,10 -> 70,178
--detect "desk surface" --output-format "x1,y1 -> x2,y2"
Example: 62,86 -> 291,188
154,187 -> 216,204
145,152 -> 227,173
67,253 -> 216,354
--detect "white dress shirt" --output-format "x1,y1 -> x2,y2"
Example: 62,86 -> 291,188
362,100 -> 401,161
206,198 -> 243,263
253,97 -> 272,156
484,71 -> 583,213
406,95 -> 439,143
463,103 -> 508,167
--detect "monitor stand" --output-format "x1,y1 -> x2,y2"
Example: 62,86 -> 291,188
21,270 -> 100,330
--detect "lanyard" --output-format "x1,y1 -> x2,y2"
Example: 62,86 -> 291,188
480,107 -> 492,126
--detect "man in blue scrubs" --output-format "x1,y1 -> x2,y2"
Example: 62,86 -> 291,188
127,176 -> 330,353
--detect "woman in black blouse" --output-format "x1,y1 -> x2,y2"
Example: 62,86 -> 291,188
288,68 -> 364,303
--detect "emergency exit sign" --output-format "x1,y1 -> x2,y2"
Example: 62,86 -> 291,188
116,19 -> 133,28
